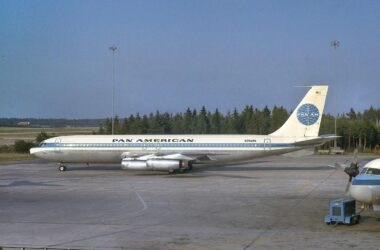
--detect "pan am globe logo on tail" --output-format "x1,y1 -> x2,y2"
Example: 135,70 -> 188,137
297,104 -> 320,126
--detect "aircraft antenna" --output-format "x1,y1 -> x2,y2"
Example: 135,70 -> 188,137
109,45 -> 117,135
331,40 -> 340,148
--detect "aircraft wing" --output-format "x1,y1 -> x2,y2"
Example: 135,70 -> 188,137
136,153 -> 195,161
123,152 -> 226,162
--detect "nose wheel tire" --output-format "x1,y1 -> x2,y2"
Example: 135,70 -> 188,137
58,165 -> 67,172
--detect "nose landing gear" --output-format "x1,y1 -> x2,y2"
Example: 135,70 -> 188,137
58,164 -> 67,172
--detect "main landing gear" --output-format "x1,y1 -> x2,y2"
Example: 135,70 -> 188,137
169,163 -> 194,174
58,164 -> 67,172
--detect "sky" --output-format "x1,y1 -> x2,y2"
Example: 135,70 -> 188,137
1,0 -> 380,118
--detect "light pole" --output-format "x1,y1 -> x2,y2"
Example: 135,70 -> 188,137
331,40 -> 340,148
109,45 -> 117,135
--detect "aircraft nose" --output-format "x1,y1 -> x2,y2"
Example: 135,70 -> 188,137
30,147 -> 41,156
350,184 -> 372,203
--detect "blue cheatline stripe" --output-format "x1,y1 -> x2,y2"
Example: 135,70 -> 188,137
352,179 -> 380,185
40,142 -> 295,149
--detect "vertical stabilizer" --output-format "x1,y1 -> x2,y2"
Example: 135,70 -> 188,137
270,85 -> 328,138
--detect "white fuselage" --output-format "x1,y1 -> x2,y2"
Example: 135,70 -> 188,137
30,85 -> 332,171
30,134 -> 317,164
349,158 -> 380,211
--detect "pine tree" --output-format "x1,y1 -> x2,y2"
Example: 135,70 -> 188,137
171,113 -> 184,134
210,108 -> 222,134
183,108 -> 193,134
197,106 -> 210,134
140,115 -> 149,134
270,106 -> 289,133
232,108 -> 242,133
260,106 -> 271,134
161,112 -> 172,133
241,105 -> 253,134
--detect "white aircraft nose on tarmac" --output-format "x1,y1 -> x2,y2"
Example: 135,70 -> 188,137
349,158 -> 380,210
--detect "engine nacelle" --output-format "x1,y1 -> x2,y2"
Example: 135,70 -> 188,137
121,160 -> 147,170
121,159 -> 183,171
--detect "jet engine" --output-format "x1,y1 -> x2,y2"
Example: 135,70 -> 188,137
121,158 -> 184,171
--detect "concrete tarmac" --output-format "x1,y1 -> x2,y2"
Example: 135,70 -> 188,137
0,155 -> 380,249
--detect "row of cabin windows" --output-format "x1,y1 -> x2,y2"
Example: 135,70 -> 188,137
42,143 -> 272,148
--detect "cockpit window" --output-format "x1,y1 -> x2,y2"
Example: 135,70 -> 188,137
360,168 -> 368,175
39,143 -> 46,147
365,168 -> 380,175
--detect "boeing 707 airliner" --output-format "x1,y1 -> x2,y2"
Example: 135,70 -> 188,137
30,85 -> 336,172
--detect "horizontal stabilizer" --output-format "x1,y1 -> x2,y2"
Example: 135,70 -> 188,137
294,135 -> 339,146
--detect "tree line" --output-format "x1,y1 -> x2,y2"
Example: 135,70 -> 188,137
99,106 -> 380,152
319,107 -> 380,152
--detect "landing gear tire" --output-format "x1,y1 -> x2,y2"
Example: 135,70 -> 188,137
168,170 -> 175,174
179,168 -> 185,173
58,165 -> 66,172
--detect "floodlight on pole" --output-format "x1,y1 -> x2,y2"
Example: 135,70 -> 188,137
109,45 -> 117,135
331,40 -> 340,148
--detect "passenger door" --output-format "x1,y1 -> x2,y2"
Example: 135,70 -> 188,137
54,138 -> 61,153
264,139 -> 271,151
